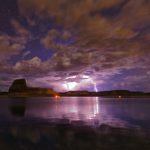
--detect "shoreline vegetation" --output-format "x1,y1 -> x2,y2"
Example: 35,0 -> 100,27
0,78 -> 150,98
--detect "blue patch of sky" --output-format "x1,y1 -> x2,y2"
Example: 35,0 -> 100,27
97,83 -> 116,91
91,0 -> 127,18
24,39 -> 54,61
31,21 -> 52,37
97,68 -> 147,91
54,36 -> 75,45
101,7 -> 122,17
0,0 -> 19,35
110,68 -> 145,82
10,39 -> 55,64
8,54 -> 22,65
30,17 -> 65,37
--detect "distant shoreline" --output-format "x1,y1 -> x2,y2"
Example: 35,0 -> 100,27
0,93 -> 150,98
1,79 -> 149,98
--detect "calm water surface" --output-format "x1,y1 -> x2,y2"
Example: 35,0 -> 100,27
0,97 -> 150,129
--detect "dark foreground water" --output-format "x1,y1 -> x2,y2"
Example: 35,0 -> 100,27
0,97 -> 150,150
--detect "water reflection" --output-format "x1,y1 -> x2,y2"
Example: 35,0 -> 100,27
0,97 -> 150,129
26,97 -> 100,121
9,104 -> 26,117
93,97 -> 99,118
9,97 -> 26,117
23,97 -> 138,128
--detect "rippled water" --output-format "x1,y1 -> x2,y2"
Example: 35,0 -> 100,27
0,97 -> 150,129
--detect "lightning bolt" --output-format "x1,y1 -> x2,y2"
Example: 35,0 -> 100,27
83,75 -> 98,92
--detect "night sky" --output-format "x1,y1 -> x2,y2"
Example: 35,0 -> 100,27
0,0 -> 150,92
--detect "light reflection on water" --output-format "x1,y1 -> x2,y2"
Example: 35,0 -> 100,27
0,97 -> 150,128
26,97 -> 100,121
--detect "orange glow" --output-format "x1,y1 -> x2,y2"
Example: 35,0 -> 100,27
54,95 -> 60,99
118,95 -> 122,99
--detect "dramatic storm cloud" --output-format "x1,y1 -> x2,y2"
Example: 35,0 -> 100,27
0,0 -> 150,92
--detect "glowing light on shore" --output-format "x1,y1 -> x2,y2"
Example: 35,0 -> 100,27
118,95 -> 122,99
54,95 -> 60,99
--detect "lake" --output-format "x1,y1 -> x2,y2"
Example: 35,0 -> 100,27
0,97 -> 150,129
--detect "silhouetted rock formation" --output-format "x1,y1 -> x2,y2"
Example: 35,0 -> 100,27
9,79 -> 28,93
8,79 -> 58,96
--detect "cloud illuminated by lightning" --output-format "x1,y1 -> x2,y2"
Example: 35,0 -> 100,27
63,75 -> 98,92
